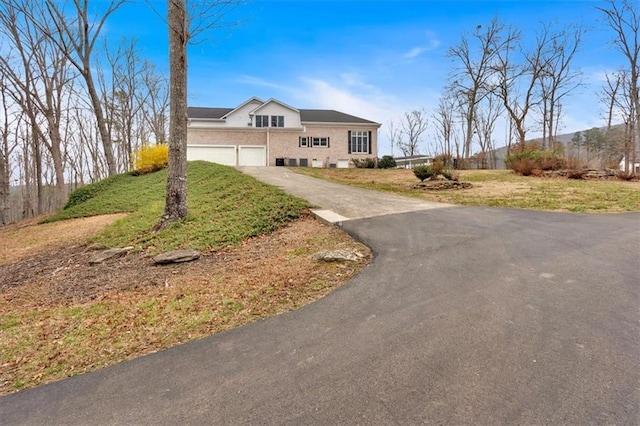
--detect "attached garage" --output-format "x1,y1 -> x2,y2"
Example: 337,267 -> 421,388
238,146 -> 266,166
186,145 -> 236,166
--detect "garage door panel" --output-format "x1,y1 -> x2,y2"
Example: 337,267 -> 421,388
187,146 -> 236,166
239,146 -> 266,166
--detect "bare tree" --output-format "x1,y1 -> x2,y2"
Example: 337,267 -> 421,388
386,120 -> 401,157
139,62 -> 169,145
39,0 -> 126,177
473,94 -> 502,168
432,95 -> 457,166
538,23 -> 584,148
157,0 -> 241,230
156,0 -> 190,230
0,77 -> 19,225
395,110 -> 429,157
0,1 -> 77,209
598,0 -> 639,174
447,18 -> 513,159
491,23 -> 544,147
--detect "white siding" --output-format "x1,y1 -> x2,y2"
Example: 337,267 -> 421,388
224,99 -> 264,127
251,102 -> 302,128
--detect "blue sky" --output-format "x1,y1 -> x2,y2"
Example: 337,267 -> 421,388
108,0 -> 622,154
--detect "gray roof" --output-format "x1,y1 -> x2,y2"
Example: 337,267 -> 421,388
187,107 -> 233,119
187,106 -> 378,124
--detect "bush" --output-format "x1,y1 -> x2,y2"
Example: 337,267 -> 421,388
352,158 -> 376,168
505,145 -> 565,176
377,155 -> 396,169
441,169 -> 459,181
134,144 -> 169,174
431,159 -> 445,175
413,165 -> 434,182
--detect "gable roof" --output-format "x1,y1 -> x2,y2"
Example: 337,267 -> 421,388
187,104 -> 379,125
221,96 -> 264,119
250,98 -> 299,115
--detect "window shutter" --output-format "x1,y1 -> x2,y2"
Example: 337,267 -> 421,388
348,131 -> 351,154
368,131 -> 372,154
327,137 -> 330,148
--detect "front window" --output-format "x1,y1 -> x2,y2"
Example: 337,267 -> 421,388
350,130 -> 369,153
300,137 -> 308,147
271,115 -> 284,127
312,137 -> 329,147
256,115 -> 269,127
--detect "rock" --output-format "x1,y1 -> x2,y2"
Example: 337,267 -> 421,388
89,247 -> 134,265
153,249 -> 201,265
313,249 -> 360,262
413,181 -> 472,190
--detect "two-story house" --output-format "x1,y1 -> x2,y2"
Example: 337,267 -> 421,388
186,97 -> 381,167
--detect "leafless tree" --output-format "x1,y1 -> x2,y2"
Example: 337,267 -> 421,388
447,18 -> 513,159
157,0 -> 241,230
432,95 -> 457,165
598,0 -> 639,174
0,1 -> 77,209
394,110 -> 429,157
38,0 -> 127,177
537,23 -> 584,148
473,94 -> 502,168
386,120 -> 401,157
0,76 -> 19,225
491,23 -> 545,147
139,62 -> 169,145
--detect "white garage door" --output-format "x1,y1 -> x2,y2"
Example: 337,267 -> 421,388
238,146 -> 266,166
187,145 -> 236,166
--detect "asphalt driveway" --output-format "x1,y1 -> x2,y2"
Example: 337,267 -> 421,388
1,168 -> 638,424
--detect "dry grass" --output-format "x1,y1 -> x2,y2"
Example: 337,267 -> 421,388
0,214 -> 127,264
293,168 -> 640,213
0,215 -> 370,395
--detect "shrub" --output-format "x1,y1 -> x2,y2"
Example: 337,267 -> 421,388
441,169 -> 459,181
377,155 -> 397,169
505,145 -> 565,176
352,158 -> 376,168
431,159 -> 445,175
134,144 -> 169,174
413,165 -> 434,182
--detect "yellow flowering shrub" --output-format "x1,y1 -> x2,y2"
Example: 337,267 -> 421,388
134,144 -> 169,174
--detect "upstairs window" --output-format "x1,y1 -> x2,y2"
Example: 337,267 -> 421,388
256,115 -> 269,127
349,130 -> 370,154
299,137 -> 308,147
271,115 -> 284,127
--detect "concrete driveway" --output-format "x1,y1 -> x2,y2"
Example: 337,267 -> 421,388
1,168 -> 638,424
239,166 -> 450,222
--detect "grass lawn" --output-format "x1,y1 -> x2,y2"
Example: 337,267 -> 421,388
293,168 -> 640,213
0,162 -> 370,394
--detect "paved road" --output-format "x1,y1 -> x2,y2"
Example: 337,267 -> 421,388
1,169 -> 639,424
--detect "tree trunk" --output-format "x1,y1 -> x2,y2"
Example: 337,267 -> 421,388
156,0 -> 188,230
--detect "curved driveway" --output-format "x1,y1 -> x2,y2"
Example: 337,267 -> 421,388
1,168 -> 639,424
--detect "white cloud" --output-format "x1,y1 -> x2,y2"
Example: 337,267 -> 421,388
402,38 -> 440,59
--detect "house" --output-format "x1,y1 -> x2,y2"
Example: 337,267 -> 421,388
619,154 -> 640,174
186,97 -> 381,167
394,155 -> 434,169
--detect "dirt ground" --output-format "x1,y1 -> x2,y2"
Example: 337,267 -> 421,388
1,214 -> 371,395
0,214 -> 369,306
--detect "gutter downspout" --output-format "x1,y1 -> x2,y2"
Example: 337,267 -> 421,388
266,127 -> 270,166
